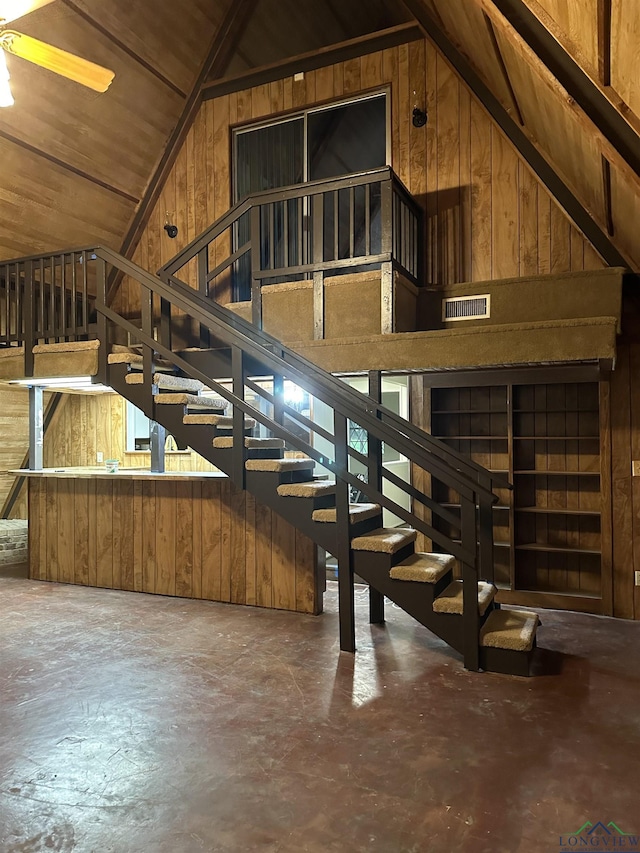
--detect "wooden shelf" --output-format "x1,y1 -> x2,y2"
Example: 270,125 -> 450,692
516,543 -> 600,556
433,435 -> 508,441
515,507 -> 600,517
514,435 -> 599,441
432,409 -> 506,415
514,469 -> 600,476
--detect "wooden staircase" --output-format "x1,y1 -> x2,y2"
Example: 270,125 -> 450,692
105,342 -> 540,676
1,184 -> 542,674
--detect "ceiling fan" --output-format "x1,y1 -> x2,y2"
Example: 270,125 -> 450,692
0,0 -> 114,107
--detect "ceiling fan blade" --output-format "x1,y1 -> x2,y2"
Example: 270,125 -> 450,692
0,30 -> 114,92
0,0 -> 55,25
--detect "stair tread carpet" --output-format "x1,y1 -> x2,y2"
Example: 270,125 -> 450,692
183,414 -> 255,428
33,340 -> 100,353
277,481 -> 337,497
246,457 -> 315,472
213,437 -> 285,449
389,552 -> 455,583
432,580 -> 496,616
312,503 -> 381,523
155,392 -> 226,409
125,373 -> 205,392
351,527 -> 417,555
480,609 -> 539,652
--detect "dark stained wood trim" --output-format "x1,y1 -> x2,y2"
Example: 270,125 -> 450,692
201,23 -> 424,101
597,0 -> 612,87
602,155 -> 614,236
400,0 -> 629,268
60,0 -> 188,98
487,0 -> 640,191
0,128 -> 139,204
118,0 -> 258,263
482,11 -> 524,126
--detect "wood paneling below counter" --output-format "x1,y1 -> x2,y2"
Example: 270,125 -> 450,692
28,476 -> 323,615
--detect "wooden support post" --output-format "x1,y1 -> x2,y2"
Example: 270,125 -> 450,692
150,420 -> 166,474
335,411 -> 355,652
380,180 -> 394,334
312,193 -> 325,341
23,261 -> 34,377
231,345 -> 246,489
96,256 -> 108,385
461,497 -> 480,672
368,369 -> 385,624
28,385 -> 43,471
250,206 -> 263,329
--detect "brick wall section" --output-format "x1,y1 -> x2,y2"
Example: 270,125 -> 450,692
0,520 -> 28,566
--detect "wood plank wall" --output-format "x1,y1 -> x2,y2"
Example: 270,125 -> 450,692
8,392 -> 218,518
28,476 -> 321,614
115,37 -> 603,318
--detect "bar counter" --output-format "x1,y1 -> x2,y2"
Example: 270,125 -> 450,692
19,467 -> 323,614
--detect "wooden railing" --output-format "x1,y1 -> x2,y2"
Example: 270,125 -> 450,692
158,167 -> 423,337
0,249 -> 96,372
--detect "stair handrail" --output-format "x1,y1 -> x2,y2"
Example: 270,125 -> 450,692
159,166 -> 400,279
98,246 -> 504,504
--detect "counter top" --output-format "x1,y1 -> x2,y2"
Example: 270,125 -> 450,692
13,467 -> 228,481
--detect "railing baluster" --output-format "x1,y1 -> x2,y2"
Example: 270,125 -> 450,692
49,255 -> 55,342
38,258 -> 45,341
349,186 -> 355,259
268,203 -> 275,271
16,262 -> 22,343
71,254 -> 77,333
298,196 -> 304,266
333,191 -> 339,261
365,184 -> 371,256
81,252 -> 88,333
4,264 -> 9,342
60,253 -> 67,338
283,199 -> 289,269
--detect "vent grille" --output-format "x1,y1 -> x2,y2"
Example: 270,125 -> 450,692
443,294 -> 490,321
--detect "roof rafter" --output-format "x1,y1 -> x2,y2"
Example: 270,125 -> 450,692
400,0 -> 629,268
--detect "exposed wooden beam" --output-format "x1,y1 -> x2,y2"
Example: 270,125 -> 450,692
60,0 -> 187,98
482,0 -> 640,187
0,128 -> 139,204
400,0 -> 629,268
118,0 -> 258,262
201,23 -> 424,101
482,12 -> 524,125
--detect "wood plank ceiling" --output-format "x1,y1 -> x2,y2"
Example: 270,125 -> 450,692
0,0 -> 638,273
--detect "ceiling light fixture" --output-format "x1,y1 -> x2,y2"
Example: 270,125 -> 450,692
9,375 -> 113,392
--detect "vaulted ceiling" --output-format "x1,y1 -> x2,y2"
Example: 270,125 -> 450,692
0,0 -> 638,271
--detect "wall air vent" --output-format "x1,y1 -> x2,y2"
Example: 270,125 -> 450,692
442,294 -> 491,322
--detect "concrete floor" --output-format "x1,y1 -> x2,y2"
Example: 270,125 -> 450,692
1,576 -> 639,853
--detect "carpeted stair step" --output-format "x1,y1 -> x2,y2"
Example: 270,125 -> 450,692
246,457 -> 315,473
183,414 -> 255,428
277,480 -> 337,498
212,437 -> 285,449
432,579 -> 496,616
389,552 -> 455,583
480,609 -> 539,652
155,392 -> 226,411
125,372 -> 205,392
108,350 -> 175,371
312,503 -> 381,523
351,527 -> 417,555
